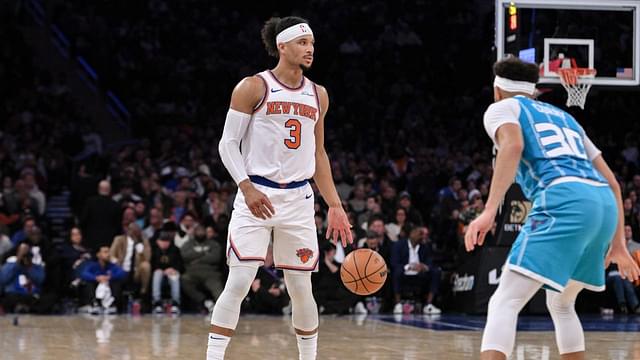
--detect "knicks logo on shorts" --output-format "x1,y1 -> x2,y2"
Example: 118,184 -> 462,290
296,248 -> 314,264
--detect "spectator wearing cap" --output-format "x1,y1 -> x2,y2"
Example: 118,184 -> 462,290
180,224 -> 224,313
151,230 -> 183,314
110,223 -> 152,298
81,180 -> 121,250
458,189 -> 485,230
398,191 -> 423,225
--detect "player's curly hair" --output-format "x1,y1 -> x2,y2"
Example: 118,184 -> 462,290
493,56 -> 540,83
261,16 -> 309,58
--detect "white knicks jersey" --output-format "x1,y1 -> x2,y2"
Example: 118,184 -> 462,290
242,70 -> 320,184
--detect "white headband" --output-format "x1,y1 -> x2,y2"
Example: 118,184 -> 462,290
493,76 -> 537,95
276,23 -> 313,44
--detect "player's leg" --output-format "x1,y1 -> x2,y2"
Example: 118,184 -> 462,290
546,281 -> 585,360
283,269 -> 319,360
206,263 -> 259,359
481,267 -> 542,360
206,211 -> 271,360
557,184 -> 618,360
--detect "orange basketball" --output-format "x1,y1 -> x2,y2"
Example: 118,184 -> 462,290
340,248 -> 388,296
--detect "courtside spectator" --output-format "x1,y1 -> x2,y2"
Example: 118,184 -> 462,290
110,223 -> 152,299
180,224 -> 224,313
151,231 -> 183,315
80,246 -> 126,314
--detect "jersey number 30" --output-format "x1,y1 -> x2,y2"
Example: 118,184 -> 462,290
284,119 -> 301,149
534,123 -> 587,159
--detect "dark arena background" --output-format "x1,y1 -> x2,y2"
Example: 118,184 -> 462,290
1,0 -> 640,358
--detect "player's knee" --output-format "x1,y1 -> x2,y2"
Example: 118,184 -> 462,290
546,293 -> 575,316
284,270 -> 312,300
225,265 -> 259,296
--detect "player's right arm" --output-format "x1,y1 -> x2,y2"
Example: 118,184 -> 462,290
590,151 -> 640,281
218,76 -> 275,219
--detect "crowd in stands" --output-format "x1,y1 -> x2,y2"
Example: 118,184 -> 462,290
1,0 -> 640,316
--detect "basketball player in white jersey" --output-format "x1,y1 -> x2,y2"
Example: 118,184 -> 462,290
206,16 -> 353,360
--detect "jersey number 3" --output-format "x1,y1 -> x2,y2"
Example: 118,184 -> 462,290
284,119 -> 301,149
534,123 -> 587,159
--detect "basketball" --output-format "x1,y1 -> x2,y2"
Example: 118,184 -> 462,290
340,249 -> 388,296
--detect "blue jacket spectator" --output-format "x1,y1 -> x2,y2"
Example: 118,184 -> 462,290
0,243 -> 46,313
79,246 -> 127,313
1,258 -> 45,295
80,257 -> 127,282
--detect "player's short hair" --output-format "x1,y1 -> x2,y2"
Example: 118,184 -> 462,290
261,16 -> 310,58
493,56 -> 540,84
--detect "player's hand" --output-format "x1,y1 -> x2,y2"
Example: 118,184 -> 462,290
240,181 -> 275,219
605,244 -> 640,281
464,209 -> 496,252
326,206 -> 353,248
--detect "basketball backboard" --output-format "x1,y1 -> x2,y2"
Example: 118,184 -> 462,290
495,0 -> 640,86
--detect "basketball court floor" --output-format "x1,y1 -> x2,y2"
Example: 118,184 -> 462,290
2,313 -> 639,359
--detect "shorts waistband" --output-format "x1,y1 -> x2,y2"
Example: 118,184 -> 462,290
548,176 -> 608,188
248,175 -> 309,189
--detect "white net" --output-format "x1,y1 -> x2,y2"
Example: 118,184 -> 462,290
557,68 -> 596,109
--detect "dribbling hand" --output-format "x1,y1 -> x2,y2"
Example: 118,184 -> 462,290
241,182 -> 275,220
326,206 -> 353,248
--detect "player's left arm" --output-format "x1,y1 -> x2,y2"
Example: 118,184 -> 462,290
465,123 -> 523,251
312,85 -> 353,247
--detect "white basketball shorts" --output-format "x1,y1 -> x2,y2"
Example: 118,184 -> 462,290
226,182 -> 318,271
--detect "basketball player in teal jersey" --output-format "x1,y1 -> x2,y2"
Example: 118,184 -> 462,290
465,56 -> 640,360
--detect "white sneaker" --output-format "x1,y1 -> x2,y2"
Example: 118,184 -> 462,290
423,304 -> 441,315
354,302 -> 368,315
393,303 -> 403,314
170,305 -> 180,316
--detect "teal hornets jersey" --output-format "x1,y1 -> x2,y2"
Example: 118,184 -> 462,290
484,96 -> 606,200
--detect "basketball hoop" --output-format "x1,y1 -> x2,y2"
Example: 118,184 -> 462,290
556,68 -> 597,109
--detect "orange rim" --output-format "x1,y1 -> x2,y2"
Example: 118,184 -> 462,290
557,68 -> 597,86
